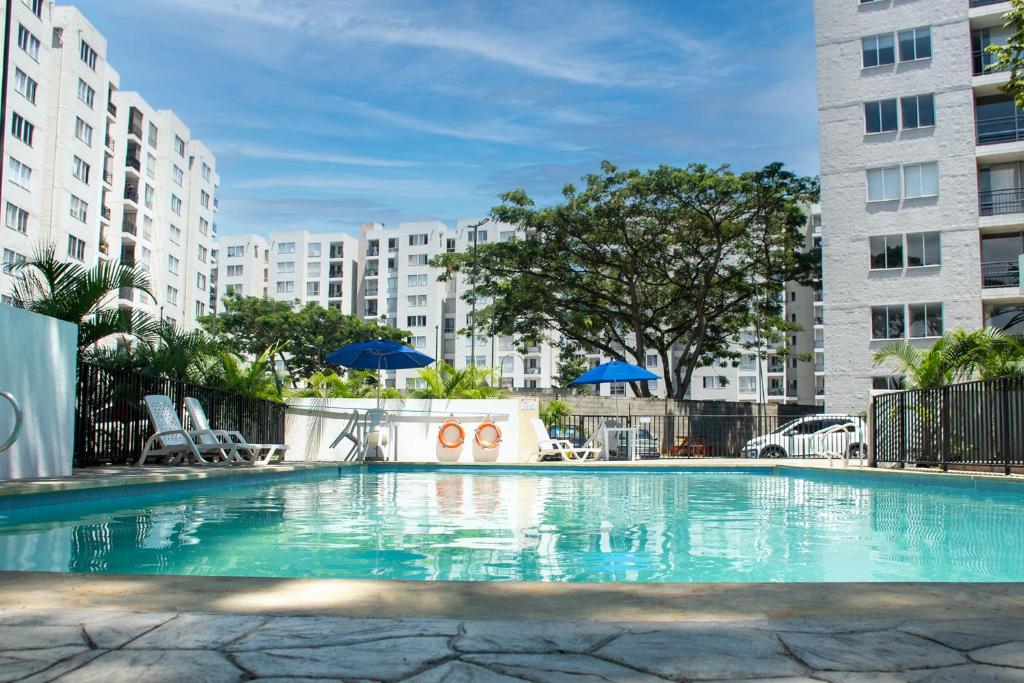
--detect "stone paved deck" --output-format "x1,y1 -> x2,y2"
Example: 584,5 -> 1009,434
2,606 -> 1024,682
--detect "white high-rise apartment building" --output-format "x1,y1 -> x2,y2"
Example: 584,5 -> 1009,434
215,231 -> 358,313
1,2 -> 119,298
1,1 -> 218,331
815,0 -> 1019,412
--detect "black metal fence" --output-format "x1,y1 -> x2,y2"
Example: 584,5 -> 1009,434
872,375 -> 1024,474
75,362 -> 286,467
554,413 -> 806,459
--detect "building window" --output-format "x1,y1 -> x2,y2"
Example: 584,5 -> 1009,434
200,190 -> 210,208
202,162 -> 211,180
408,254 -> 428,267
862,32 -> 895,68
227,246 -> 244,258
17,25 -> 40,61
11,112 -> 34,146
903,162 -> 939,199
407,315 -> 427,327
898,27 -> 931,62
869,234 -> 903,270
195,301 -> 206,317
2,248 -> 26,273
408,233 -> 428,246
906,231 -> 941,267
5,202 -> 28,234
145,153 -> 156,179
407,295 -> 427,307
169,225 -> 181,244
226,264 -> 243,276
80,40 -> 98,69
500,230 -> 515,241
864,99 -> 897,134
74,117 -> 93,146
170,195 -> 182,215
67,235 -> 86,262
198,218 -> 209,236
13,69 -> 37,104
174,135 -> 186,156
407,274 -> 428,287
197,273 -> 207,290
77,79 -> 95,109
278,242 -> 295,254
28,0 -> 43,18
147,123 -> 158,147
866,166 -> 900,202
702,376 -> 726,389
72,156 -> 90,184
172,165 -> 184,186
306,282 -> 320,297
739,354 -> 757,371
908,303 -> 943,338
276,281 -> 295,294
144,185 -> 155,209
168,256 -> 180,274
410,336 -> 427,349
69,195 -> 88,222
7,156 -> 31,189
197,245 -> 208,263
166,286 -> 178,305
872,376 -> 905,391
277,261 -> 295,273
308,262 -> 321,278
307,242 -> 321,258
901,94 -> 935,129
871,304 -> 905,340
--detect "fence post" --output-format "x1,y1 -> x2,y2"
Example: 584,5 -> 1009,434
1003,376 -> 1012,476
940,385 -> 949,472
867,395 -> 876,468
898,392 -> 906,469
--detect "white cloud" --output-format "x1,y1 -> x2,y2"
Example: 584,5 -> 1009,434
214,141 -> 422,167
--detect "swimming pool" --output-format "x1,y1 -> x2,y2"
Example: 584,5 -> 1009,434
1,466 -> 1022,582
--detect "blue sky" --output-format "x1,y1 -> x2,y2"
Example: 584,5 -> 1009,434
74,0 -> 818,237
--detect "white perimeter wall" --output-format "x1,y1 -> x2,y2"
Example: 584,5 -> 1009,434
285,398 -> 540,463
0,306 -> 77,480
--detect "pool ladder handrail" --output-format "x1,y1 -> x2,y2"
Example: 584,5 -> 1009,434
0,389 -> 23,454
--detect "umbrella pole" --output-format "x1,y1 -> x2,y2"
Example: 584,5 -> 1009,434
377,353 -> 382,410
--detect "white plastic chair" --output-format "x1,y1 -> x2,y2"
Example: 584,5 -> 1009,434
530,418 -> 600,462
184,397 -> 288,466
138,395 -> 234,466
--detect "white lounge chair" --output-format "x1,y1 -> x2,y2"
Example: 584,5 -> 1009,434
184,396 -> 288,466
138,395 -> 235,466
530,418 -> 600,462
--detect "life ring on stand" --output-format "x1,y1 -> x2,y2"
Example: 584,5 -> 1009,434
438,418 -> 465,449
474,419 -> 502,450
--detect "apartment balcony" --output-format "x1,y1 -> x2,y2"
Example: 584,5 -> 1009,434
525,367 -> 541,376
973,50 -> 1010,77
107,101 -> 117,118
979,187 -> 1024,216
103,170 -> 113,186
329,266 -> 344,279
329,248 -> 344,259
976,114 -> 1024,145
814,314 -> 824,325
213,197 -> 219,212
98,241 -> 109,256
813,289 -> 823,302
128,122 -> 143,140
101,206 -> 111,221
105,135 -> 114,151
118,287 -> 134,302
767,386 -> 785,397
125,155 -> 141,174
122,218 -> 137,236
367,248 -> 380,257
815,362 -> 825,373
123,185 -> 139,204
970,0 -> 1008,6
982,260 -> 1020,288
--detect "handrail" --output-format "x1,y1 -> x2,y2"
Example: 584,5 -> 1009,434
0,390 -> 23,454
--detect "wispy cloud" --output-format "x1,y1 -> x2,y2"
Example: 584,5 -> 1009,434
215,141 -> 422,168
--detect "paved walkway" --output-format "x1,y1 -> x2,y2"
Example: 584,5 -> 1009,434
2,606 -> 1024,682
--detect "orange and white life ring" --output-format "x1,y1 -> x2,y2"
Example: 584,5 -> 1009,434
438,418 -> 465,449
474,419 -> 502,450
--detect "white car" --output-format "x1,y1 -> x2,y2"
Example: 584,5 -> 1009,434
744,414 -> 867,459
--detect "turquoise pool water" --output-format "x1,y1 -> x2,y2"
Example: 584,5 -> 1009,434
1,467 -> 1023,582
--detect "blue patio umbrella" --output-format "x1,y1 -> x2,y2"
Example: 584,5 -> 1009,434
326,339 -> 434,406
571,360 -> 659,385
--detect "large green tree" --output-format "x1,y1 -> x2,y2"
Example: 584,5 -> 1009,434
986,0 -> 1024,107
202,294 -> 408,384
433,162 -> 817,398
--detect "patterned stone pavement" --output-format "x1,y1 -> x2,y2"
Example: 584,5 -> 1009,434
2,608 -> 1024,682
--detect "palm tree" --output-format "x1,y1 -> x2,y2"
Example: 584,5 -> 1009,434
10,246 -> 155,351
203,344 -> 285,401
411,362 -> 508,399
873,327 -> 1024,389
286,369 -> 402,399
86,322 -> 219,382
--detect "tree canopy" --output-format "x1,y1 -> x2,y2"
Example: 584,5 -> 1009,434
432,161 -> 818,398
986,0 -> 1024,108
201,294 -> 408,384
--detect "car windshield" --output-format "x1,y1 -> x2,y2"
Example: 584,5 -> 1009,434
771,418 -> 802,435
